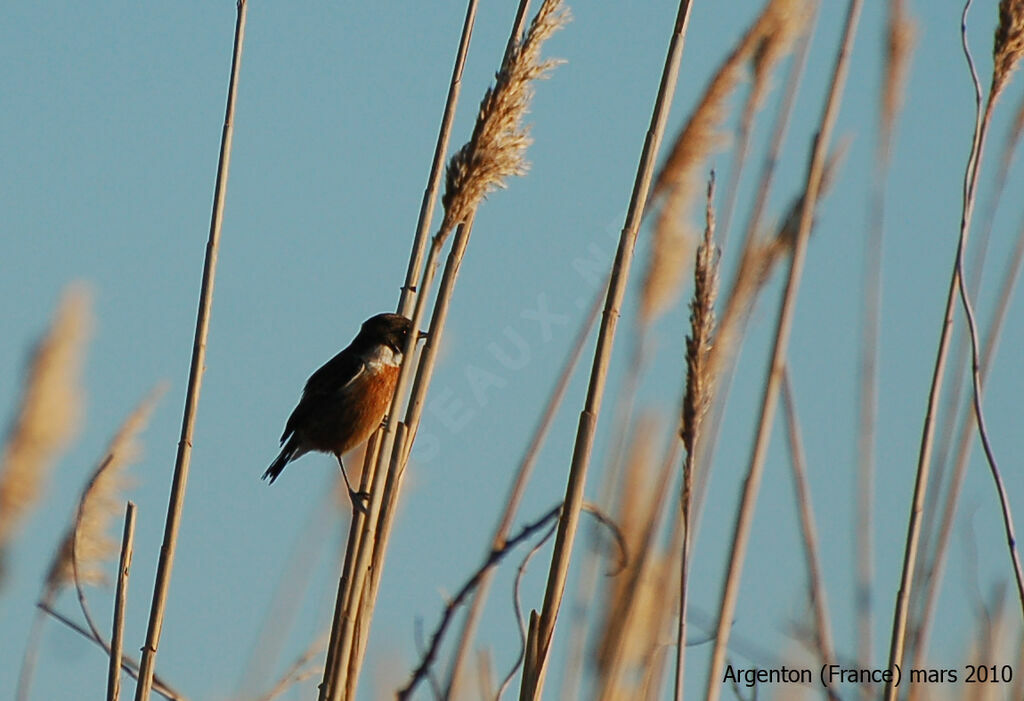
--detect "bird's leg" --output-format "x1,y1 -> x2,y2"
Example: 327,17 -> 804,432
335,453 -> 369,514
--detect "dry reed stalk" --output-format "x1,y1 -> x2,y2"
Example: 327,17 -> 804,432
395,0 -> 481,321
320,431 -> 381,700
703,2 -> 863,699
134,4 -> 247,699
780,371 -> 838,699
855,2 -> 914,687
728,5 -> 817,281
599,555 -> 674,701
517,4 -> 695,698
885,6 -> 1024,694
674,175 -> 718,701
558,353 -> 651,701
911,212 -> 1024,670
928,9 -> 1024,553
640,0 -> 807,324
0,286 -> 90,582
108,502 -> 137,701
347,0 -> 571,680
326,5 -> 570,697
348,217 -> 476,697
444,280 -> 604,699
318,4 -> 482,690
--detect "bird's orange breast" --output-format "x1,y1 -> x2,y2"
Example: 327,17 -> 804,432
298,362 -> 401,456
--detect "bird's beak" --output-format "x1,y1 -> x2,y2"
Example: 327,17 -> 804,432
417,330 -> 429,341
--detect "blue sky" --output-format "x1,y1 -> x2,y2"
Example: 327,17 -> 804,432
2,1 -> 1023,699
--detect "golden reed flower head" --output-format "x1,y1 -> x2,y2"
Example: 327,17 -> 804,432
992,0 -> 1024,102
641,0 -> 810,325
44,384 -> 166,597
680,176 -> 719,458
441,0 -> 570,237
596,415 -> 659,675
881,0 -> 916,155
0,285 -> 91,583
708,142 -> 845,387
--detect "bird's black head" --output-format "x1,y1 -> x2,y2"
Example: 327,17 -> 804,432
358,313 -> 414,353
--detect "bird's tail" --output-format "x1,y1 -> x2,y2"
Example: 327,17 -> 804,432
263,437 -> 298,484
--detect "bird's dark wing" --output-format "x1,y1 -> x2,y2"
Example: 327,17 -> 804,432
304,347 -> 365,395
280,349 -> 365,444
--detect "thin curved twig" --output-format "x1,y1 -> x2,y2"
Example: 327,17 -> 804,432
37,603 -> 185,701
398,504 -> 563,700
950,0 -> 1024,617
497,520 -> 559,700
913,210 -> 1024,665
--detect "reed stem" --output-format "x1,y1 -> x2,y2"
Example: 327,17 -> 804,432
134,3 -> 247,698
518,3 -> 695,697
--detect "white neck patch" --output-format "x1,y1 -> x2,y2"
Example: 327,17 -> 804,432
366,345 -> 403,370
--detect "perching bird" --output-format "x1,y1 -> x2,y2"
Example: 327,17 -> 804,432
263,313 -> 417,508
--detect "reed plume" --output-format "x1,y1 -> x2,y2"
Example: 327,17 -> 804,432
441,0 -> 570,235
595,417 -> 659,672
43,385 -> 166,599
680,179 -> 719,458
0,286 -> 91,583
991,0 -> 1024,102
642,0 -> 807,324
673,176 -> 719,701
881,0 -> 916,153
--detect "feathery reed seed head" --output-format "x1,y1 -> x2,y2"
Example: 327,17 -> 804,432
881,0 -> 916,153
596,417 -> 659,673
0,285 -> 91,580
44,384 -> 165,596
1012,92 -> 1024,144
642,0 -> 808,324
992,0 -> 1024,100
777,139 -> 849,249
751,0 -> 812,109
707,142 -> 844,386
680,176 -> 719,457
441,0 -> 570,235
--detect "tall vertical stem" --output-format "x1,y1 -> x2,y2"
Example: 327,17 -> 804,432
134,4 -> 247,698
703,3 -> 862,699
517,3 -> 695,698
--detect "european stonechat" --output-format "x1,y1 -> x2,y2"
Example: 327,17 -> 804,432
263,313 -> 418,507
